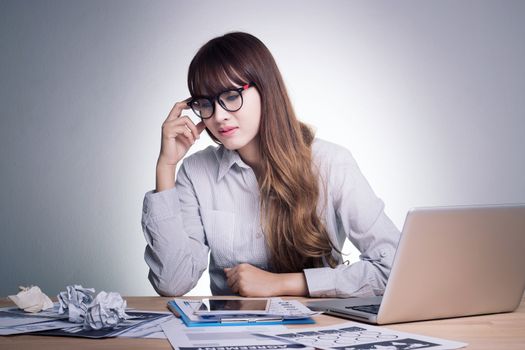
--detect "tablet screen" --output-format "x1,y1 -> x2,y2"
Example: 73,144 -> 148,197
198,298 -> 269,313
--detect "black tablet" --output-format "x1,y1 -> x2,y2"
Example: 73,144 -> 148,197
194,298 -> 270,315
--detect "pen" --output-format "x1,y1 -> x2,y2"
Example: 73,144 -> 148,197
220,317 -> 283,323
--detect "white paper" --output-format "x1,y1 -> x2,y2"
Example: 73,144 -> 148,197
0,311 -> 55,328
57,284 -> 95,323
8,286 -> 54,313
258,321 -> 468,350
1,304 -> 67,319
0,312 -> 78,336
160,318 -> 311,350
0,304 -> 75,335
83,291 -> 128,330
267,299 -> 319,318
31,311 -> 169,338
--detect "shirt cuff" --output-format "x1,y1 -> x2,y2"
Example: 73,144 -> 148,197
142,187 -> 182,221
303,267 -> 337,298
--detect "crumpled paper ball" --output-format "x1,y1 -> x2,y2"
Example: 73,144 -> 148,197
83,291 -> 128,330
57,285 -> 128,330
57,284 -> 96,323
8,286 -> 54,313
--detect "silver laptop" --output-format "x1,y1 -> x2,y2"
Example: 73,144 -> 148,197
307,204 -> 525,324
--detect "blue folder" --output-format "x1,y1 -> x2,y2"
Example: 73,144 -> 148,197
167,301 -> 315,327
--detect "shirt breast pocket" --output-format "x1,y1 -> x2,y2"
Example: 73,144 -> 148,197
201,209 -> 235,267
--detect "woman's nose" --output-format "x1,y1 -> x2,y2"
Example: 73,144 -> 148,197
213,101 -> 231,122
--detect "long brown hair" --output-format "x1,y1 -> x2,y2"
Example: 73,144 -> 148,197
188,32 -> 338,272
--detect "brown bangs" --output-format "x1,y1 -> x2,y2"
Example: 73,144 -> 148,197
187,36 -> 252,98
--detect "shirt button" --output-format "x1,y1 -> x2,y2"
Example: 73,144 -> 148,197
380,249 -> 387,257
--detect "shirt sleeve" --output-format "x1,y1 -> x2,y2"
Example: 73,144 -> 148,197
303,148 -> 400,298
141,161 -> 209,296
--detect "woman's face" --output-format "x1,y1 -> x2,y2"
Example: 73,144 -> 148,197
203,84 -> 261,154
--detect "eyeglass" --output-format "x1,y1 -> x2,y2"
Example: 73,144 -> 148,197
187,82 -> 256,120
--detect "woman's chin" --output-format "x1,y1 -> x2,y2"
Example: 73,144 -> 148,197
218,135 -> 247,151
221,140 -> 244,151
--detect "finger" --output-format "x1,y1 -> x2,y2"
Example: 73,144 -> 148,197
177,136 -> 192,149
226,271 -> 237,290
226,275 -> 233,290
164,122 -> 196,143
181,127 -> 196,144
166,99 -> 191,121
230,277 -> 240,294
224,266 -> 238,280
179,116 -> 201,140
225,267 -> 239,286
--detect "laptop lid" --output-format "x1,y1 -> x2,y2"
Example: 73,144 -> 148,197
308,204 -> 525,324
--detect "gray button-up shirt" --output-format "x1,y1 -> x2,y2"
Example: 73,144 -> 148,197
142,138 -> 400,297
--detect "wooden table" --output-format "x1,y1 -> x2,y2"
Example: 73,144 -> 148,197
1,295 -> 524,349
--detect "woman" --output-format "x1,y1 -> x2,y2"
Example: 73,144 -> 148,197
142,32 -> 400,298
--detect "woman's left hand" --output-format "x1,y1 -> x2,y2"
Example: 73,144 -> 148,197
224,264 -> 308,297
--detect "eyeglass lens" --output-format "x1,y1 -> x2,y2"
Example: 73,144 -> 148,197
191,89 -> 243,119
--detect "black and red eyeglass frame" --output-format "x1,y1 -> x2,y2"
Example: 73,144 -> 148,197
187,82 -> 256,119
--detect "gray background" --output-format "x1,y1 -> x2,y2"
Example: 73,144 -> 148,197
1,0 -> 524,297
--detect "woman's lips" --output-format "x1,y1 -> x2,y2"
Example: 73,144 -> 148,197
219,127 -> 238,136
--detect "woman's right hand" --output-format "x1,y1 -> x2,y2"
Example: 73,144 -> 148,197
155,100 -> 206,192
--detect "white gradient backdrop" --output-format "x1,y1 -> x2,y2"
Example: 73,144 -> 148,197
1,0 -> 524,297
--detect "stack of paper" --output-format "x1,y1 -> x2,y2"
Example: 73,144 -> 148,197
0,304 -> 172,338
0,304 -> 75,335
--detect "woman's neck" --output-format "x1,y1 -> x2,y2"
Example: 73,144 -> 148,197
238,138 -> 262,178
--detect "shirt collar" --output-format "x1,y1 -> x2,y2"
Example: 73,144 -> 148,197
216,145 -> 251,181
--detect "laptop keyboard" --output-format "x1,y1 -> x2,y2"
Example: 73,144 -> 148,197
346,304 -> 380,314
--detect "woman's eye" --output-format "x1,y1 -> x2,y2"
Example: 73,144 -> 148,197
197,100 -> 212,109
226,94 -> 239,102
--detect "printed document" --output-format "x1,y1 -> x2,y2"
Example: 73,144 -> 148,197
258,321 -> 468,350
161,317 -> 312,350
